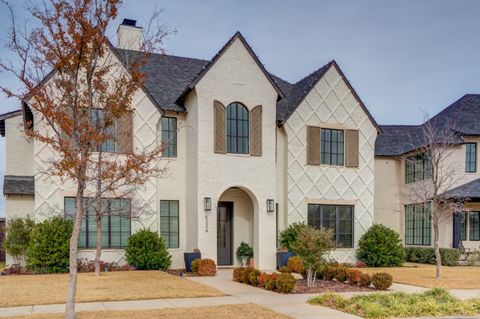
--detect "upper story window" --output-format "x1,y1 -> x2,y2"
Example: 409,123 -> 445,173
90,109 -> 115,152
161,117 -> 177,158
405,152 -> 432,184
321,128 -> 344,166
466,143 -> 477,173
226,102 -> 249,154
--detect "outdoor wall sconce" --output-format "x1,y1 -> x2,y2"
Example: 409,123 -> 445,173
204,197 -> 212,211
267,199 -> 275,213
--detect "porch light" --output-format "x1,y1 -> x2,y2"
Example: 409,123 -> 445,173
267,199 -> 275,213
204,197 -> 212,211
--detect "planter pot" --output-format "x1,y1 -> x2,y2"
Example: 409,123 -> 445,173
241,256 -> 248,267
249,257 -> 255,268
184,252 -> 201,272
276,251 -> 294,269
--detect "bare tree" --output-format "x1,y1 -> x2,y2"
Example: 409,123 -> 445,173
403,114 -> 465,279
0,1 -> 170,317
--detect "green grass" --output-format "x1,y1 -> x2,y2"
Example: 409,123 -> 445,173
309,288 -> 480,319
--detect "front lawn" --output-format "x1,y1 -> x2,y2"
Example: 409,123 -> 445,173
309,288 -> 480,319
0,262 -> 4,271
4,304 -> 290,319
0,271 -> 224,307
361,263 -> 480,289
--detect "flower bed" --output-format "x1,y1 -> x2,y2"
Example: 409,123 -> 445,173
293,279 -> 373,294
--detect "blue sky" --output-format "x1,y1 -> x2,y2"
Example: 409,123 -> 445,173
1,0 -> 480,216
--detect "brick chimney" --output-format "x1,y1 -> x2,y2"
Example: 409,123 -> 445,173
116,19 -> 142,51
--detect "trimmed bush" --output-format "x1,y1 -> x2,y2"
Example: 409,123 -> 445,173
248,268 -> 261,286
3,216 -> 35,262
233,267 -> 248,282
371,272 -> 393,290
287,256 -> 304,274
257,272 -> 269,288
196,258 -> 217,276
265,273 -> 278,291
275,273 -> 297,293
359,273 -> 372,287
279,222 -> 308,251
26,216 -> 72,273
346,269 -> 362,285
191,259 -> 200,274
125,229 -> 172,270
404,247 -> 460,266
236,241 -> 253,258
278,266 -> 292,273
334,265 -> 348,282
323,264 -> 337,281
357,224 -> 405,267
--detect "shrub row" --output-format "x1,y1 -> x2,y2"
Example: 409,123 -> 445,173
77,259 -> 134,272
233,267 -> 297,293
404,247 -> 460,266
191,258 -> 217,276
317,263 -> 392,290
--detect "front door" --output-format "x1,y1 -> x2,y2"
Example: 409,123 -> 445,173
217,202 -> 233,265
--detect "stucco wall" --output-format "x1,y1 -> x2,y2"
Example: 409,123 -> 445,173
5,115 -> 33,176
193,37 -> 278,269
283,66 -> 377,263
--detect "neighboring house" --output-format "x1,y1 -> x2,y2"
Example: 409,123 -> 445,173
0,19 -> 379,269
375,94 -> 480,250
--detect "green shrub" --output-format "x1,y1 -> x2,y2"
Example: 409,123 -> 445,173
357,224 -> 404,267
334,265 -> 348,282
275,273 -> 297,293
371,272 -> 393,290
323,264 -> 337,281
279,222 -> 308,251
26,216 -> 72,273
278,265 -> 292,273
3,216 -> 35,262
265,273 -> 278,291
236,241 -> 253,258
248,268 -> 261,286
404,247 -> 460,266
125,229 -> 172,270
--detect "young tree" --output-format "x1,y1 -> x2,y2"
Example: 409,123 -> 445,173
290,226 -> 335,287
404,116 -> 465,279
0,0 -> 169,317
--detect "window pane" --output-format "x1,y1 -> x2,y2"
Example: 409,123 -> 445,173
321,129 -> 344,166
307,204 -> 353,247
470,212 -> 480,241
405,204 -> 431,245
226,103 -> 249,154
161,117 -> 177,158
160,200 -> 179,248
466,143 -> 477,173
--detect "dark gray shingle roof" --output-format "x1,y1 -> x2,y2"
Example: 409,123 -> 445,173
3,175 -> 34,195
375,94 -> 480,156
442,178 -> 480,199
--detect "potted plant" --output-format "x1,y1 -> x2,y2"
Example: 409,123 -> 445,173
184,248 -> 201,272
276,247 -> 294,269
277,223 -> 306,268
236,242 -> 253,267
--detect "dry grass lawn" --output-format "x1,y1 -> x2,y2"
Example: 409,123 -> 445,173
0,261 -> 4,271
362,263 -> 480,289
4,304 -> 291,319
0,271 -> 224,307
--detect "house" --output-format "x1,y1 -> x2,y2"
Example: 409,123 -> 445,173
0,19 -> 379,269
0,217 -> 4,263
375,94 -> 480,250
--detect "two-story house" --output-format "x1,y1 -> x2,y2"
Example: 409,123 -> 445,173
375,94 -> 480,250
0,19 -> 379,269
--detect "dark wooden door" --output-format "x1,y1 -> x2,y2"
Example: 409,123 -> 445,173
217,202 -> 233,265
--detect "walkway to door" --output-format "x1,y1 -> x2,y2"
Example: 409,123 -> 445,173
188,269 -> 360,319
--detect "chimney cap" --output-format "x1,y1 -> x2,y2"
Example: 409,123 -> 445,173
122,19 -> 137,27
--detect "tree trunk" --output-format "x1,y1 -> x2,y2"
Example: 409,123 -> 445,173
65,182 -> 86,319
94,214 -> 102,277
433,219 -> 441,279
94,146 -> 103,277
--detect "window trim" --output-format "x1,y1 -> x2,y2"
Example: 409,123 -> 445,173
307,204 -> 354,248
161,116 -> 177,158
404,204 -> 431,246
469,211 -> 480,241
226,102 -> 249,154
320,128 -> 345,166
465,142 -> 477,173
64,197 -> 131,249
405,152 -> 432,184
160,200 -> 180,249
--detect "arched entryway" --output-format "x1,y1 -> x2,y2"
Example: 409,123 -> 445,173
217,186 -> 256,266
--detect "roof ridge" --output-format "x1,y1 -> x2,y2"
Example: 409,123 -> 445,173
115,47 -> 209,63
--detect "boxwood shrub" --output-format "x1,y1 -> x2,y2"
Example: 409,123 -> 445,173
404,247 -> 460,266
125,229 -> 172,270
357,224 -> 405,267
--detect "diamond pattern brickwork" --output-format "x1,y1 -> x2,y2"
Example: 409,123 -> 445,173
284,67 -> 377,263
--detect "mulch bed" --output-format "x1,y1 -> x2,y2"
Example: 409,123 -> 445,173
292,279 -> 374,294
165,269 -> 199,277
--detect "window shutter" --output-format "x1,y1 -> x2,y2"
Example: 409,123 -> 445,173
307,126 -> 320,165
214,100 -> 226,153
250,105 -> 262,156
345,129 -> 359,167
116,112 -> 133,153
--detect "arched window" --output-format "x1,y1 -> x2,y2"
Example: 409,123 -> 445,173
226,102 -> 249,154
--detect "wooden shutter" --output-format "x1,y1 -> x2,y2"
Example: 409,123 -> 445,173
307,126 -> 320,165
116,112 -> 133,153
214,100 -> 226,153
250,105 -> 262,156
345,129 -> 359,167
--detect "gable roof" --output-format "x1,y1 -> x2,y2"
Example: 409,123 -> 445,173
375,94 -> 480,156
441,177 -> 480,200
176,31 -> 285,104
